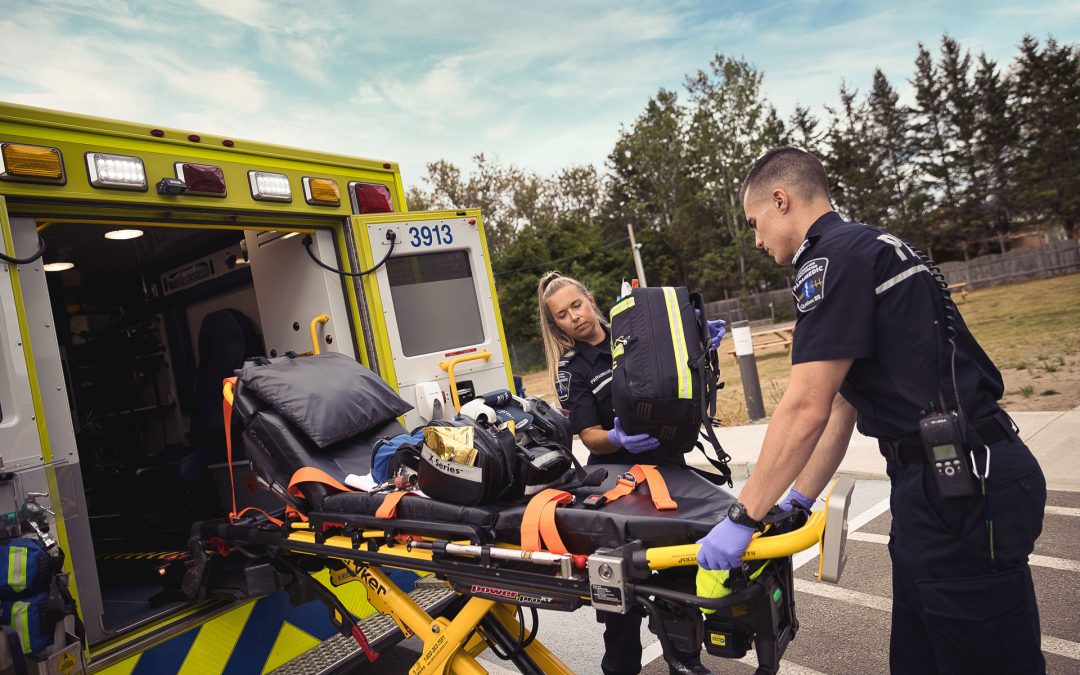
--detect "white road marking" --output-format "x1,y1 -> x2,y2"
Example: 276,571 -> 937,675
1046,505 -> 1080,517
794,579 -> 1080,661
1043,636 -> 1080,661
847,532 -> 1080,573
793,578 -> 891,611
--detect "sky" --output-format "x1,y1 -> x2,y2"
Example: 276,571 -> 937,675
1,1 -> 1076,188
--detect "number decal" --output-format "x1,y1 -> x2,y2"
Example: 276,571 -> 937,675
407,223 -> 455,247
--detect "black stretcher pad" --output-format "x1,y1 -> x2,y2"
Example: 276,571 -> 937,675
322,464 -> 735,552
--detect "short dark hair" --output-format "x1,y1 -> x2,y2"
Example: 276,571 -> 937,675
740,147 -> 831,206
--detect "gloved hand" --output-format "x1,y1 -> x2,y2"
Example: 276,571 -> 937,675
696,517 -> 754,570
707,319 -> 727,349
694,310 -> 727,349
778,486 -> 815,512
607,417 -> 660,454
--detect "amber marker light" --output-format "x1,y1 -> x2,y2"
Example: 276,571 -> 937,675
303,177 -> 341,206
0,143 -> 65,183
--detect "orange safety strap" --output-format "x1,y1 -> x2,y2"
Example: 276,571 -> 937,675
222,377 -> 241,522
375,490 -> 411,519
600,464 -> 677,511
521,489 -> 574,554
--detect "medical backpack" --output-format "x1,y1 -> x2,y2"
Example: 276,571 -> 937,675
609,286 -> 732,484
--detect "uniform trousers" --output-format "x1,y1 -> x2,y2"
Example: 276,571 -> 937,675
885,431 -> 1045,674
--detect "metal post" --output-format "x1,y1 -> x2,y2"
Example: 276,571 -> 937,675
627,223 -> 648,287
731,320 -> 766,421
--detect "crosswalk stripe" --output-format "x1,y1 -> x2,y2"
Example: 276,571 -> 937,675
1043,636 -> 1080,661
793,578 -> 891,611
846,532 -> 1080,573
1046,505 -> 1080,517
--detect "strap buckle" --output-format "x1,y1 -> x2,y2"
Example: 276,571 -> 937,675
616,471 -> 637,488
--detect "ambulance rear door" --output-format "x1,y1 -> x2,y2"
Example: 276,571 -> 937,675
353,209 -> 513,428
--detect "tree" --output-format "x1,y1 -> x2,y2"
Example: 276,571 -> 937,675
683,54 -> 788,295
1011,36 -> 1080,240
972,54 -> 1020,252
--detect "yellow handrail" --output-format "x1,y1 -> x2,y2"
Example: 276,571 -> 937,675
438,350 -> 492,411
644,511 -> 825,570
310,314 -> 330,355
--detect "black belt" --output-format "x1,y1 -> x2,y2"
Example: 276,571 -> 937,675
880,411 -> 1016,465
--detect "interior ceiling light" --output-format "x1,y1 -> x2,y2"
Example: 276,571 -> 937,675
43,262 -> 75,272
104,229 -> 144,240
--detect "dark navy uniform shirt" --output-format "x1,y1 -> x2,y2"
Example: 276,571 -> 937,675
790,211 -> 1004,441
557,329 -> 684,466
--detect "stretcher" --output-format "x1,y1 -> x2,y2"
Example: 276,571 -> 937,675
182,378 -> 854,675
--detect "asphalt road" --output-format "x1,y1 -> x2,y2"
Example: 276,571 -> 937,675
375,478 -> 1080,674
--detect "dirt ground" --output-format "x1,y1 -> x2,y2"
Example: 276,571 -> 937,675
520,273 -> 1080,423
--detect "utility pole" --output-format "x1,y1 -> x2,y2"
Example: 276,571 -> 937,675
627,223 -> 648,287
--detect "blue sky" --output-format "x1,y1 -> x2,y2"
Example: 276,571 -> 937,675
1,1 -> 1076,187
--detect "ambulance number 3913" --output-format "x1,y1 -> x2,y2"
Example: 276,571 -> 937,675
408,223 -> 453,247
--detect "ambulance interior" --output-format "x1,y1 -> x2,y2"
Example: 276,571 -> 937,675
40,222 -> 296,631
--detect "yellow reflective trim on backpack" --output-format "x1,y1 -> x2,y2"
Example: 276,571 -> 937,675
662,288 -> 692,399
610,296 -> 635,319
8,545 -> 27,593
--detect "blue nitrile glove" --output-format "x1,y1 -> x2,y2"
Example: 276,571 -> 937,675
694,310 -> 727,349
778,487 -> 815,512
607,417 -> 660,454
696,517 -> 754,570
707,319 -> 727,349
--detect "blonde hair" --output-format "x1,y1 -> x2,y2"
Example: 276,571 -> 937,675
537,271 -> 608,388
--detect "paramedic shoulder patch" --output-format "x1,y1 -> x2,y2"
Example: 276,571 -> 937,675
793,257 -> 828,313
556,371 -> 571,402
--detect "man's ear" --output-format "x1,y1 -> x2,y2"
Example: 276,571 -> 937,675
772,188 -> 789,214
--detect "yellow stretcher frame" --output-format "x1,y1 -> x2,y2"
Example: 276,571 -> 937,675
233,476 -> 854,674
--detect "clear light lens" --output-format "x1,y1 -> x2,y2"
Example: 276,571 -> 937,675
249,170 -> 291,202
104,229 -> 144,240
43,262 -> 75,272
302,177 -> 340,206
87,153 -> 147,190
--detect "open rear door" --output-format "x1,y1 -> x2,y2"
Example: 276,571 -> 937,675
352,209 -> 514,428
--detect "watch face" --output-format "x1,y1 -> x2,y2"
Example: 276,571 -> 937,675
729,503 -> 745,521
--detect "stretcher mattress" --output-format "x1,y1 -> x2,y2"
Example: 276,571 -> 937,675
321,464 -> 735,552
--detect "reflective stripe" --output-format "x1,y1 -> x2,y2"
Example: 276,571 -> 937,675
591,376 -> 612,395
12,600 -> 30,654
875,264 -> 928,295
8,546 -> 26,593
662,288 -> 692,399
612,343 -> 624,358
610,296 -> 635,318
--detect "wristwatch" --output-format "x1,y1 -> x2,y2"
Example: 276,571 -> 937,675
727,502 -> 765,532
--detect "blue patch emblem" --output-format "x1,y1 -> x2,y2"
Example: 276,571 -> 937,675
556,371 -> 571,402
793,257 -> 828,313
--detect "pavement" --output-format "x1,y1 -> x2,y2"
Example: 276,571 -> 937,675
572,405 -> 1080,492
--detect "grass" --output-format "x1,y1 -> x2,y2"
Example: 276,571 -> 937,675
520,272 -> 1080,424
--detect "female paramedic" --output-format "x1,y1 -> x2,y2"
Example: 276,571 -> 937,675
538,271 -> 721,675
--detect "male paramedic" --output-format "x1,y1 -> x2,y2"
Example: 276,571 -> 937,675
697,147 -> 1046,674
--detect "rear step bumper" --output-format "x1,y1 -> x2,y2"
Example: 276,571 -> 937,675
269,577 -> 458,675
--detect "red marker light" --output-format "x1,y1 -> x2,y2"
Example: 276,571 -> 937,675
468,218 -> 476,225
349,182 -> 393,214
175,162 -> 226,197
187,134 -> 201,143
150,129 -> 164,137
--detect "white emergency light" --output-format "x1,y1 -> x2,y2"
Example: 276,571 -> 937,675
86,153 -> 147,190
248,170 -> 292,202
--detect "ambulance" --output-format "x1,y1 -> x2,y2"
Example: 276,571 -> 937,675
0,102 -> 514,673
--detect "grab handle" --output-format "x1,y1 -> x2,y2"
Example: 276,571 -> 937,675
438,351 -> 491,411
310,314 -> 330,355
